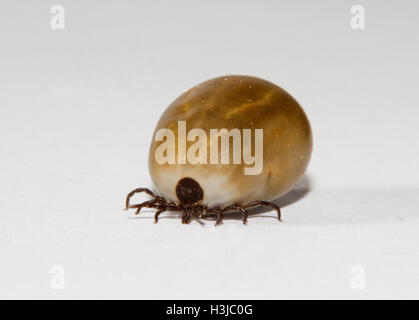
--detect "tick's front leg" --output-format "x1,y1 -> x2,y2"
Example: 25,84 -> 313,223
154,209 -> 165,223
125,187 -> 165,209
128,200 -> 158,215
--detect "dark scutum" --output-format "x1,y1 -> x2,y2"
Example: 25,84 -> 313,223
175,177 -> 204,204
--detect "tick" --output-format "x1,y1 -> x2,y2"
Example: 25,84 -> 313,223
125,75 -> 312,225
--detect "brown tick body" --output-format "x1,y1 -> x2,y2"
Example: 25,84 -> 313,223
125,75 -> 312,225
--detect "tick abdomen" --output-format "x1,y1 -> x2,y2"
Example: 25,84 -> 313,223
149,75 -> 312,207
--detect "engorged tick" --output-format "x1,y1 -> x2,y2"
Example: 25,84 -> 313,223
125,75 -> 312,225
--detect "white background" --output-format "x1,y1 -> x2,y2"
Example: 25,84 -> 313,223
1,0 -> 418,299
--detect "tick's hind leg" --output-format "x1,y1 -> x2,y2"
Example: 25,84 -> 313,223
243,200 -> 281,221
154,209 -> 165,223
239,207 -> 249,224
215,208 -> 224,226
221,201 -> 281,224
222,204 -> 249,225
206,207 -> 223,226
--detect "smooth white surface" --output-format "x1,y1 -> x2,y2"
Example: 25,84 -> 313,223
1,0 -> 419,299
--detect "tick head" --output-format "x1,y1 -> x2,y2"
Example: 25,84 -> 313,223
175,177 -> 204,205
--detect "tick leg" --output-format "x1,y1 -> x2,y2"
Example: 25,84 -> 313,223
221,204 -> 248,225
198,207 -> 206,218
124,191 -> 185,223
125,187 -> 164,209
205,206 -> 223,226
129,200 -> 158,215
215,208 -> 224,226
243,200 -> 281,221
207,206 -> 222,225
154,209 -> 164,223
238,207 -> 248,225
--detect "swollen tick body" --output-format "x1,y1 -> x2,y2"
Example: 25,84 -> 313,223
125,75 -> 312,225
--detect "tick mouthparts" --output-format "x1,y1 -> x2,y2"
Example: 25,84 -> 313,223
181,213 -> 192,224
